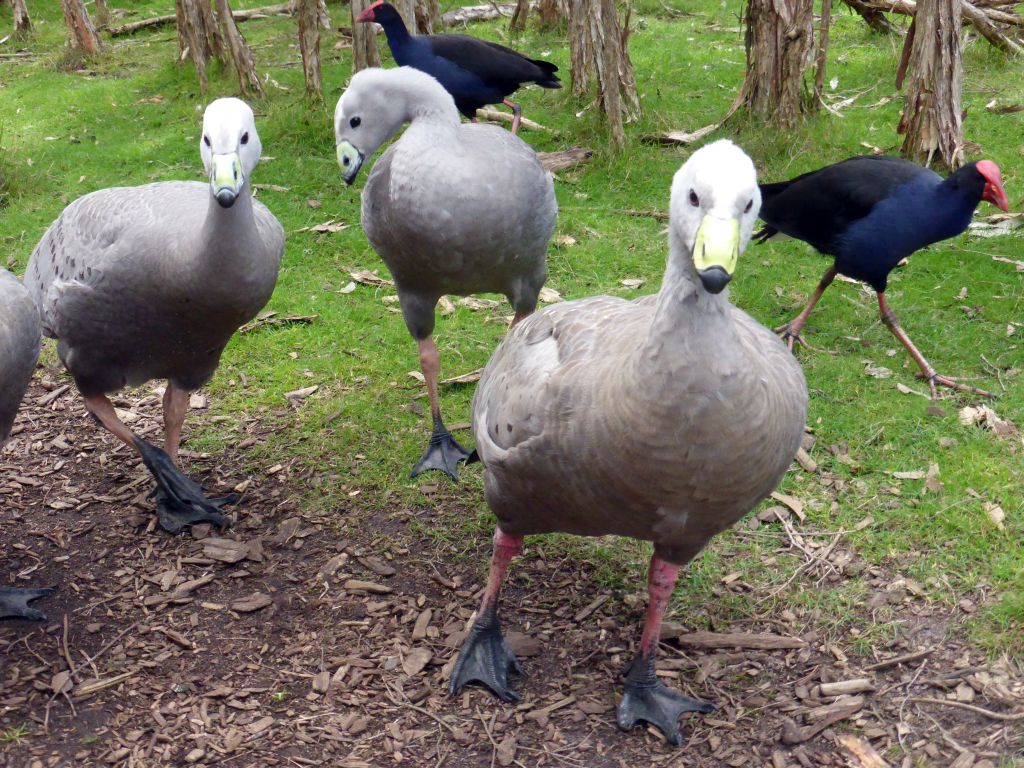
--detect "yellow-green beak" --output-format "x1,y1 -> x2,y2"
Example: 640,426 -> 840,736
337,140 -> 364,186
210,152 -> 243,208
693,215 -> 740,294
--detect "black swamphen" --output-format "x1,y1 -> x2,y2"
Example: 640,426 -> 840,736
757,156 -> 1009,399
356,1 -> 561,133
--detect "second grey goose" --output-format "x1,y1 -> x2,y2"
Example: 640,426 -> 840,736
450,141 -> 808,745
25,98 -> 284,534
0,268 -> 53,619
334,66 -> 557,480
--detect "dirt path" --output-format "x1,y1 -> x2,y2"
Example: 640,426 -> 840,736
2,371 -> 1022,767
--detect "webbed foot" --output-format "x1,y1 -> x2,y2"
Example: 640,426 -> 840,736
410,424 -> 472,481
0,587 -> 55,621
135,439 -> 236,534
616,654 -> 714,746
450,605 -> 522,702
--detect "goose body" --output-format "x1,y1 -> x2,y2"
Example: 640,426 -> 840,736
451,140 -> 807,745
335,67 -> 556,478
25,98 -> 284,533
0,268 -> 52,620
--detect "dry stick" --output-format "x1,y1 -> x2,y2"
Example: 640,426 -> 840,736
61,614 -> 78,679
863,647 -> 933,670
109,2 -> 294,36
383,687 -> 457,734
907,697 -> 1024,722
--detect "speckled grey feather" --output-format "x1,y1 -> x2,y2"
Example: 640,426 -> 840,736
337,67 -> 556,339
471,141 -> 808,566
25,102 -> 283,397
0,269 -> 40,444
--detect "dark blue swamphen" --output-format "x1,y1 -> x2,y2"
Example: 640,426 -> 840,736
757,156 -> 1009,399
356,1 -> 561,134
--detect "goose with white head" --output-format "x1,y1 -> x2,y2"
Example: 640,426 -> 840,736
26,97 -> 284,534
0,269 -> 53,620
334,66 -> 556,480
451,140 -> 808,745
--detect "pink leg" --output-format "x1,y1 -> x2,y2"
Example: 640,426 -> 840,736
162,382 -> 190,464
639,556 -> 680,658
776,265 -> 837,351
502,98 -> 522,134
479,528 -> 524,613
411,336 -> 472,479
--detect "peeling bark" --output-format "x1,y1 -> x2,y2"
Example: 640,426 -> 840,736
415,0 -> 440,33
897,0 -> 964,169
11,0 -> 32,37
351,0 -> 380,72
510,0 -> 531,31
841,0 -> 899,34
216,0 -> 265,96
297,0 -> 323,100
175,0 -> 210,90
60,0 -> 103,55
739,0 -> 815,127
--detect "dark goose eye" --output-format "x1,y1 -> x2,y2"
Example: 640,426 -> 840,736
241,132 -> 249,145
203,135 -> 211,147
744,199 -> 753,213
689,189 -> 700,207
350,116 -> 362,129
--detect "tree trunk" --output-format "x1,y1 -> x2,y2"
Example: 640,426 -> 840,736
392,0 -> 417,32
538,0 -> 564,27
176,0 -> 222,91
60,0 -> 103,54
215,0 -> 264,96
415,0 -> 441,34
351,0 -> 380,72
297,0 -> 323,100
897,0 -> 964,168
570,0 -> 640,148
813,0 -> 832,107
739,0 -> 815,127
94,0 -> 110,28
510,0 -> 531,31
11,0 -> 31,36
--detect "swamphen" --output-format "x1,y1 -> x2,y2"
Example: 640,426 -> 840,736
757,156 -> 1009,399
450,141 -> 807,745
356,1 -> 561,134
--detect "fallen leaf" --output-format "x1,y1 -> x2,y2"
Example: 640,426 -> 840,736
348,268 -> 393,286
457,296 -> 500,311
408,371 -> 426,383
441,368 -> 482,385
438,295 -> 456,316
770,491 -> 805,521
296,219 -> 347,234
863,360 -> 892,379
553,235 -> 576,246
984,502 -> 1006,531
621,278 -> 645,289
338,281 -> 356,294
893,469 -> 925,480
284,385 -> 319,402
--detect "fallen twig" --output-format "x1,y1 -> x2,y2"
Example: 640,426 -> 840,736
863,648 -> 933,671
110,2 -> 294,36
907,697 -> 1024,721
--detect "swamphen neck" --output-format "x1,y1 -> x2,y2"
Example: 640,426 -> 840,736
358,2 -> 413,48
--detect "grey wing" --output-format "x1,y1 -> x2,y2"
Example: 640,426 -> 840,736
252,200 -> 286,268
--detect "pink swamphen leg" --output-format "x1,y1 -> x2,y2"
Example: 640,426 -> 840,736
776,265 -> 837,351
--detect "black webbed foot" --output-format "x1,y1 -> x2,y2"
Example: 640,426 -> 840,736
616,653 -> 714,746
135,439 -> 236,534
410,422 -> 472,481
450,605 -> 522,702
0,587 -> 55,621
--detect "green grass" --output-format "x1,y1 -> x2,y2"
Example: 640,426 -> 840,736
1,1 -> 1021,651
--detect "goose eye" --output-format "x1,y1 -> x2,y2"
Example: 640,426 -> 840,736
241,132 -> 249,145
688,189 -> 700,207
350,116 -> 362,129
203,135 -> 211,147
744,199 -> 753,213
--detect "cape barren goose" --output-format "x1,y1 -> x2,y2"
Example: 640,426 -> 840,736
451,141 -> 808,745
334,66 -> 557,480
0,269 -> 53,620
26,98 -> 284,534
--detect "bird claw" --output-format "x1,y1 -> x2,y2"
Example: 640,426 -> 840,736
774,323 -> 836,355
616,654 -> 714,746
919,372 -> 994,400
135,438 -> 235,534
450,605 -> 523,701
0,587 -> 55,621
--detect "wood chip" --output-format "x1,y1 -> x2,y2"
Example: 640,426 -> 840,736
835,733 -> 890,768
343,579 -> 392,594
401,647 -> 432,676
230,593 -> 273,613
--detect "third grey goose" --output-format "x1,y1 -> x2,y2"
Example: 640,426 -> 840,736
450,141 -> 808,745
334,66 -> 557,480
0,268 -> 52,619
25,98 -> 284,534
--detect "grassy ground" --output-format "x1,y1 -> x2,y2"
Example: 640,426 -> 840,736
1,0 -> 1021,662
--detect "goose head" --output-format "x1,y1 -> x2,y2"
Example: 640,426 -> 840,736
334,67 -> 456,185
670,140 -> 761,295
200,98 -> 262,209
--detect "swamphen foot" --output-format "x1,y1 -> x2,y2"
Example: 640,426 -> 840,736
920,372 -> 994,400
135,439 -> 236,534
450,605 -> 523,701
773,322 -> 835,355
616,653 -> 714,746
0,587 -> 54,621
410,419 -> 473,480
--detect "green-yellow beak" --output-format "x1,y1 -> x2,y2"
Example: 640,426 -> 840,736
693,215 -> 740,294
210,152 -> 243,208
337,140 -> 364,186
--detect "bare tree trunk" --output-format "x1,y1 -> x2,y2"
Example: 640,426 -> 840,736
60,0 -> 103,54
897,0 -> 964,168
11,0 -> 32,36
739,0 -> 815,127
176,0 -> 218,91
538,0 -> 563,27
510,0 -> 531,31
392,0 -> 417,31
215,0 -> 264,96
352,0 -> 380,71
297,0 -> 323,100
94,0 -> 109,28
813,0 -> 832,107
415,0 -> 441,33
570,0 -> 640,147
198,0 -> 226,61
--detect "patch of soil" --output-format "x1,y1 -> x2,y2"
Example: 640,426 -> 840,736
2,370 -> 1022,767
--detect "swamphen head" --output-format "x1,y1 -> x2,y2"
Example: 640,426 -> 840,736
972,160 -> 1010,212
356,1 -> 398,26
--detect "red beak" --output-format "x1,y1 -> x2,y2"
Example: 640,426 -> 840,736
976,159 -> 1010,212
356,1 -> 383,23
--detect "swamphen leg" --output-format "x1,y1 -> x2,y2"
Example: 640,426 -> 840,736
776,265 -> 837,351
0,587 -> 54,621
84,394 -> 233,534
617,556 -> 714,746
410,336 -> 472,480
877,293 -> 993,400
502,99 -> 523,135
450,528 -> 524,700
